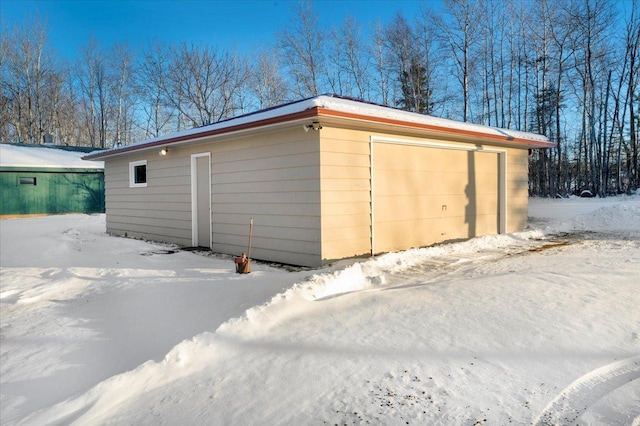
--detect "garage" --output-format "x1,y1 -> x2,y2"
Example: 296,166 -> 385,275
371,137 -> 505,254
84,95 -> 553,267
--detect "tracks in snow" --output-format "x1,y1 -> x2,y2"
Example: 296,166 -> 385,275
532,356 -> 640,425
382,237 -> 575,289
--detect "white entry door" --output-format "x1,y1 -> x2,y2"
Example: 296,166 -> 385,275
191,153 -> 211,248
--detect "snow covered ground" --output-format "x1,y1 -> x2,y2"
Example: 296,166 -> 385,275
1,195 -> 639,425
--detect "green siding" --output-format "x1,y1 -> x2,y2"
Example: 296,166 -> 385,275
0,169 -> 105,215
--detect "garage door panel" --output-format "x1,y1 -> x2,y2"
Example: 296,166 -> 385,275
437,216 -> 474,241
374,219 -> 442,252
474,172 -> 499,189
375,144 -> 469,172
375,168 -> 495,196
374,195 -> 444,221
374,194 -> 484,222
474,192 -> 499,215
373,142 -> 501,254
375,215 -> 481,253
440,173 -> 472,194
375,170 -> 442,196
376,170 -> 475,195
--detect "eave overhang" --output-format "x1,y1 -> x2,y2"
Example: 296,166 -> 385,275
83,108 -> 319,161
315,108 -> 556,149
83,96 -> 554,161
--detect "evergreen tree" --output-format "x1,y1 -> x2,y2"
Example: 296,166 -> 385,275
397,57 -> 434,114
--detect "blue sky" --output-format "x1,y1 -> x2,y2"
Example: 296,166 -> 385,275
1,0 -> 432,60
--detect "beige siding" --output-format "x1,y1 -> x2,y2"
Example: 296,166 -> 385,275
209,129 -> 321,266
105,150 -> 193,246
319,127 -> 372,261
506,147 -> 530,232
105,127 -> 324,267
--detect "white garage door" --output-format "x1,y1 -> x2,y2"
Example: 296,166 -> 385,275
372,141 -> 502,254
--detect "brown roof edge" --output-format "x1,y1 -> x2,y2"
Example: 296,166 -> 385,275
316,108 -> 556,149
83,108 -> 320,160
84,100 -> 554,161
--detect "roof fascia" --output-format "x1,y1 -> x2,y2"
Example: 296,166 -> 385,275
84,99 -> 554,162
83,108 -> 319,161
316,108 -> 555,149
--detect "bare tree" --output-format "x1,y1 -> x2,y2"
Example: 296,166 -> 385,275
501,0 -> 525,130
165,43 -> 249,127
76,38 -> 110,147
568,0 -> 616,195
370,22 -> 393,106
623,0 -> 640,190
53,63 -> 81,145
512,0 -> 534,132
0,16 -> 61,143
250,47 -> 290,109
527,0 -> 573,196
137,40 -> 175,137
323,17 -> 372,100
324,27 -> 347,96
476,0 -> 519,128
547,0 -> 574,195
109,43 -> 136,147
384,12 -> 433,113
415,6 -> 445,115
277,0 -> 325,98
434,0 -> 485,122
333,17 -> 371,100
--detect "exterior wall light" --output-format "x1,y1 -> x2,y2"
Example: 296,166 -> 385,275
304,121 -> 323,132
159,148 -> 168,156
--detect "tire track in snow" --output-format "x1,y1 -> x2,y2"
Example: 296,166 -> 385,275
383,240 -> 568,289
532,356 -> 640,425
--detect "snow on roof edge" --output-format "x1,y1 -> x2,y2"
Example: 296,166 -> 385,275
311,95 -> 550,143
1,144 -> 104,169
84,96 -> 321,160
86,95 -> 552,160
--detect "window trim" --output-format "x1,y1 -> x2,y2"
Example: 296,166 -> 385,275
129,160 -> 148,188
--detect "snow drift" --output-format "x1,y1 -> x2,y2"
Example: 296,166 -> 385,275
1,195 -> 639,425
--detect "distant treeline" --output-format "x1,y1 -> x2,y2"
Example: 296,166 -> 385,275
1,0 -> 638,196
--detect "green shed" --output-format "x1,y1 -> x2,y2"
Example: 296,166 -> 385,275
0,144 -> 105,217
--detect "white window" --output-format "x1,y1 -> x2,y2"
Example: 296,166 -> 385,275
129,160 -> 147,188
